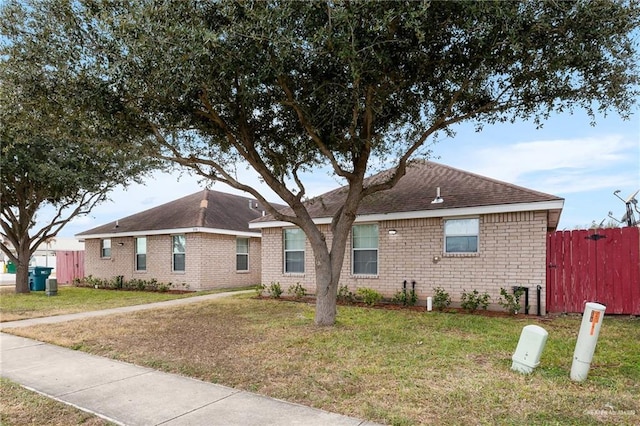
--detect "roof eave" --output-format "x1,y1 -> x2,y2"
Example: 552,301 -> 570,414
249,200 -> 565,229
76,227 -> 261,240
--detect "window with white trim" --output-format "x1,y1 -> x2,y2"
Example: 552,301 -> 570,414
444,218 -> 479,253
101,239 -> 111,258
352,224 -> 378,275
236,238 -> 249,271
172,235 -> 186,271
135,237 -> 147,271
284,228 -> 305,273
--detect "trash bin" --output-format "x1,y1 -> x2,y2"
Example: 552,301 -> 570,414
7,261 -> 16,274
28,267 -> 53,291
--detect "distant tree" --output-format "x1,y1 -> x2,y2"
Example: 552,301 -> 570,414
0,32 -> 159,293
2,1 -> 637,322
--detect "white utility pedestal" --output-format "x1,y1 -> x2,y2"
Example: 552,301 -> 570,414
570,302 -> 606,382
511,325 -> 548,374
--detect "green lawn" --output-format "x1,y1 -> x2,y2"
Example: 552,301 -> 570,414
7,295 -> 639,425
0,285 -> 217,322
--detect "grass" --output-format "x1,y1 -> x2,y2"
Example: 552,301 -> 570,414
0,378 -> 113,426
0,285 -> 233,322
5,294 -> 639,425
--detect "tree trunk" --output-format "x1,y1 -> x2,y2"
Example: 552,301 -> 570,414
314,259 -> 339,326
14,243 -> 31,293
312,216 -> 356,326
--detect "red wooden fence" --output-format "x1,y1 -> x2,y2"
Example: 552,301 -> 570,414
546,227 -> 640,315
55,250 -> 85,284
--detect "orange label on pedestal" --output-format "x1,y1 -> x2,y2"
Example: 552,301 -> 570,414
590,311 -> 601,335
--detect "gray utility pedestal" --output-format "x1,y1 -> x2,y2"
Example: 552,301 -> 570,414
46,278 -> 58,296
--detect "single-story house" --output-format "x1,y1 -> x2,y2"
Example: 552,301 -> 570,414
250,161 -> 564,314
77,189 -> 282,290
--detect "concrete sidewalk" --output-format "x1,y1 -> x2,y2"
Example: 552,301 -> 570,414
0,292 -> 380,426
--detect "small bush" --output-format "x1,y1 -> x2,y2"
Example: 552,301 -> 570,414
432,287 -> 451,311
255,284 -> 266,296
460,289 -> 491,312
287,283 -> 307,299
337,285 -> 356,303
392,288 -> 418,306
356,287 -> 383,306
266,282 -> 283,298
73,276 -> 173,293
498,287 -> 524,314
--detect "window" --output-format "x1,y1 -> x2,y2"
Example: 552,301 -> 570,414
101,239 -> 111,258
135,237 -> 147,271
352,224 -> 378,275
236,238 -> 249,271
445,218 -> 479,253
284,228 -> 305,273
172,235 -> 186,272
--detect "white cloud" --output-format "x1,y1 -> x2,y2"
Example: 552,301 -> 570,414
447,134 -> 639,195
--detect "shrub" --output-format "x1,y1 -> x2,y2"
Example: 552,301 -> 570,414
392,288 -> 418,306
460,289 -> 491,312
432,287 -> 451,311
337,285 -> 356,303
73,276 -> 173,293
255,284 -> 266,296
498,287 -> 524,314
266,282 -> 283,298
356,287 -> 383,306
287,283 -> 307,299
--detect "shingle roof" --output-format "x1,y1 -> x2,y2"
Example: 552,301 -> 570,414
254,160 -> 564,227
77,189 -> 284,237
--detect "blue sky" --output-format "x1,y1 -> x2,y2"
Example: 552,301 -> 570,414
52,107 -> 639,237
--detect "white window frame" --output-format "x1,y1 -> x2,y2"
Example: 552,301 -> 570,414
236,237 -> 249,272
283,228 -> 305,274
444,217 -> 480,254
101,239 -> 111,258
352,224 -> 379,276
135,237 -> 147,271
172,234 -> 186,272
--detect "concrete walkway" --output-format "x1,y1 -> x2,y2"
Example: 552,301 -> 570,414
0,292 -> 380,426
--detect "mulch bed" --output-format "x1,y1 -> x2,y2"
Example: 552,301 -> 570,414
256,295 -> 545,319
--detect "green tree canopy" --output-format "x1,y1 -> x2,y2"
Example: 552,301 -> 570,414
3,0 -> 637,320
0,11 -> 159,293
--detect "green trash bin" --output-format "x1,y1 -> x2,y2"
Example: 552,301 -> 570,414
7,261 -> 16,274
28,267 -> 53,291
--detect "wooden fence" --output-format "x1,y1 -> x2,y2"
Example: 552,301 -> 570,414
546,226 -> 640,315
55,250 -> 85,284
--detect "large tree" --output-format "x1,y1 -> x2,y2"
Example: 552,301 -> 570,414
3,1 -> 637,322
0,12 -> 158,293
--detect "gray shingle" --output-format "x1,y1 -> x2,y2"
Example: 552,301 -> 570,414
77,190 -> 284,236
255,160 -> 563,222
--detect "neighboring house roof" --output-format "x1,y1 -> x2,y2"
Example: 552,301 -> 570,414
77,189 -> 285,239
251,161 -> 564,230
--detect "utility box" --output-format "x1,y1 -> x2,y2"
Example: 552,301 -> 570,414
46,278 -> 58,296
511,325 -> 548,374
570,302 -> 606,382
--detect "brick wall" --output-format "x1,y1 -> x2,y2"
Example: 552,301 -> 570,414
83,233 -> 261,290
260,211 -> 548,314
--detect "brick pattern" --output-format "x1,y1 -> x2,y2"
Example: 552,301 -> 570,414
261,211 -> 548,314
83,233 -> 261,290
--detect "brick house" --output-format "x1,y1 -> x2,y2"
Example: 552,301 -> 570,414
77,189 -> 281,290
250,161 -> 564,314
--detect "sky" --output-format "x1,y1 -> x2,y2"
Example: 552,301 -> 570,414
50,107 -> 639,238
